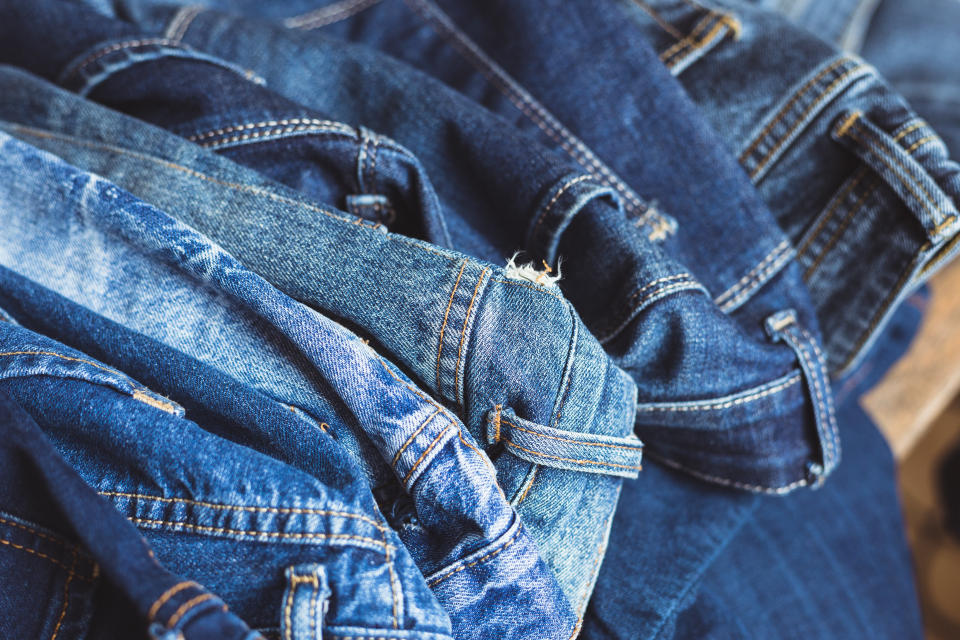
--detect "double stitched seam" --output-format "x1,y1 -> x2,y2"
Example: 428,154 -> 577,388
0,350 -> 177,413
501,418 -> 641,451
402,0 -> 649,216
636,373 -> 802,412
574,513 -> 613,616
714,240 -> 792,310
531,174 -> 593,237
427,526 -> 521,587
187,119 -> 354,140
49,549 -> 78,640
746,60 -> 869,179
285,574 -> 319,640
436,260 -> 467,390
384,534 -> 399,629
99,491 -> 386,531
797,167 -> 869,259
841,116 -> 946,225
149,581 -> 198,621
660,12 -> 740,69
129,518 -> 388,549
505,441 -> 643,471
795,324 -> 839,462
602,279 -> 704,341
0,537 -> 93,581
391,408 -> 443,467
167,593 -> 215,628
191,125 -> 358,149
646,450 -> 808,494
165,6 -> 203,42
631,0 -> 685,39
8,127 -> 388,232
403,424 -> 454,485
62,38 -> 184,81
454,268 -> 487,400
804,179 -> 879,279
284,0 -> 385,29
905,135 -> 939,155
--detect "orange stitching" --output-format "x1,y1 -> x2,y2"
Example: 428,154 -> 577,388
750,63 -> 868,178
636,373 -> 801,412
932,215 -> 958,236
893,121 -> 926,142
739,57 -> 851,163
100,491 -> 386,531
797,168 -> 868,258
834,110 -> 862,138
515,466 -> 538,505
501,418 -> 642,451
631,0 -> 685,39
717,246 -> 794,312
904,135 -> 938,155
458,431 -> 494,474
664,14 -> 740,69
63,38 -> 181,80
493,404 -> 502,443
391,408 -> 443,467
373,358 -> 457,421
454,268 -> 487,396
149,581 -> 198,620
804,181 -> 879,279
436,260 -> 468,389
659,11 -> 718,61
532,174 -> 593,236
131,389 -> 178,414
505,441 -> 643,471
130,518 -> 388,550
0,537 -> 92,580
842,122 -> 941,222
428,527 -> 521,587
49,549 -> 77,640
167,592 -> 215,627
0,515 -> 72,549
403,425 -> 453,485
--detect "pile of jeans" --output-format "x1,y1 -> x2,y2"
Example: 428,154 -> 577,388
0,0 -> 955,637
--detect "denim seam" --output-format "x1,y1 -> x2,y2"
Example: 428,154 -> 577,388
598,280 -> 706,343
403,424 -> 454,485
804,179 -> 880,279
840,114 -> 953,227
797,167 -> 869,259
0,536 -> 94,582
747,62 -> 871,180
660,11 -> 741,71
164,5 -> 204,42
635,371 -> 801,412
50,549 -> 78,640
283,0 -> 386,30
739,56 -> 855,169
574,510 -> 615,619
488,276 -> 565,302
504,441 -> 643,472
659,11 -> 717,63
99,491 -> 387,531
500,418 -> 643,451
550,301 -> 579,429
391,408 -> 443,467
454,268 -> 488,404
61,38 -> 184,81
168,593 -> 215,627
128,518 -> 390,550
426,525 -> 521,587
714,239 -> 794,312
514,466 -> 538,506
531,174 -> 593,237
188,119 -> 356,143
150,581 -> 199,621
0,350 -> 179,414
401,0 -> 658,225
436,259 -> 467,390
646,450 -> 808,494
0,513 -> 83,551
796,324 -> 840,465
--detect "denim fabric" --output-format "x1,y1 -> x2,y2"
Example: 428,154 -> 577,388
582,285 -> 927,639
748,0 -> 881,51
860,0 -> 960,157
0,128 -> 579,639
608,0 -> 960,378
0,380 -> 261,640
27,0 -> 846,496
0,317 -> 453,639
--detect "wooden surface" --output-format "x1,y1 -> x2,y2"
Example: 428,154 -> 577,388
863,260 -> 960,458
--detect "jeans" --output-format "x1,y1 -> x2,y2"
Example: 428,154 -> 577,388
0,128 -> 576,639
